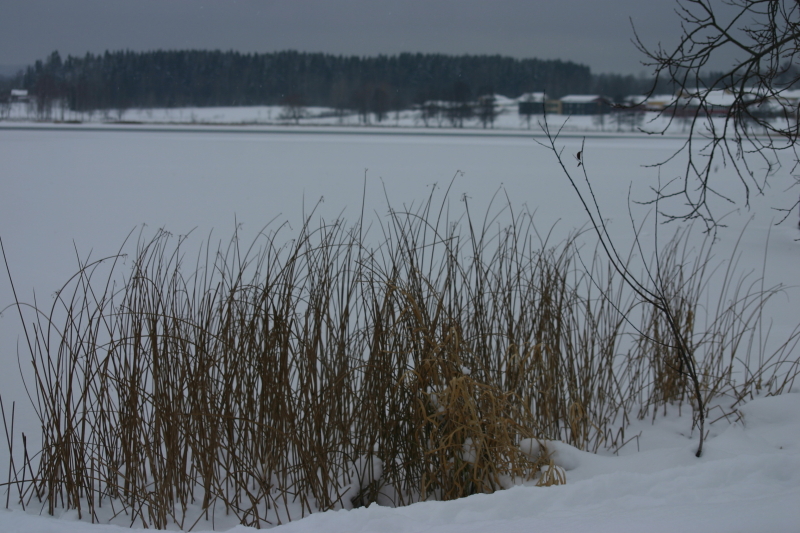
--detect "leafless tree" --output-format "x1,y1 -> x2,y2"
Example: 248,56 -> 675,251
280,92 -> 307,125
635,0 -> 800,230
371,86 -> 390,123
477,94 -> 499,128
610,108 -> 645,132
538,124 -> 711,457
519,97 -> 542,129
351,86 -> 370,125
418,100 -> 440,127
331,78 -> 350,124
447,81 -> 473,128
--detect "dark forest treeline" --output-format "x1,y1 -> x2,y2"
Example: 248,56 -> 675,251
2,49 -> 653,113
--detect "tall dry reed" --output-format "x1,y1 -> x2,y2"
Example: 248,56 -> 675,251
1,192 -> 797,529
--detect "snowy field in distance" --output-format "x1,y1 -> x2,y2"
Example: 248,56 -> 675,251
2,100 -> 695,136
0,126 -> 798,532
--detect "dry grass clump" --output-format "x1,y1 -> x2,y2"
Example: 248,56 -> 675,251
1,192 -> 797,529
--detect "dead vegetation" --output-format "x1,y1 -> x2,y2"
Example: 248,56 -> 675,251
1,190 -> 797,529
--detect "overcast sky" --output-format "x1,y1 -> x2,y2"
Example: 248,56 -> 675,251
0,0 -> 736,76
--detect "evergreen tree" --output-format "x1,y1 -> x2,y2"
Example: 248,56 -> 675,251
17,49 -> 641,114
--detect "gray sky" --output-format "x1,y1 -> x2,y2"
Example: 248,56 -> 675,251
0,0 -> 731,75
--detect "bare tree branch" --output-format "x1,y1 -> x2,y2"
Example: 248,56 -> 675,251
634,0 -> 800,231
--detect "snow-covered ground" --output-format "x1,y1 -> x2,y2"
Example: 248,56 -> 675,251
1,392 -> 798,532
0,125 -> 797,532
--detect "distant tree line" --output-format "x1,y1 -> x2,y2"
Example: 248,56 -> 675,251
1,49 -> 662,117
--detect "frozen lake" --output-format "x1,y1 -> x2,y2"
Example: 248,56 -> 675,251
0,125 -> 798,469
0,126 -> 692,294
1,124 -> 796,290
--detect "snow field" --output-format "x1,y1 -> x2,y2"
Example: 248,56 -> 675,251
1,101 -> 710,136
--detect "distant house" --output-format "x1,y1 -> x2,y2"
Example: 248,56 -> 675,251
777,89 -> 800,106
640,94 -> 677,112
9,89 -> 30,103
487,94 -> 517,113
475,93 -> 516,118
545,99 -> 563,115
773,89 -> 800,118
653,88 -> 800,118
517,92 -> 546,116
677,89 -> 736,116
748,88 -> 800,118
559,95 -> 610,115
